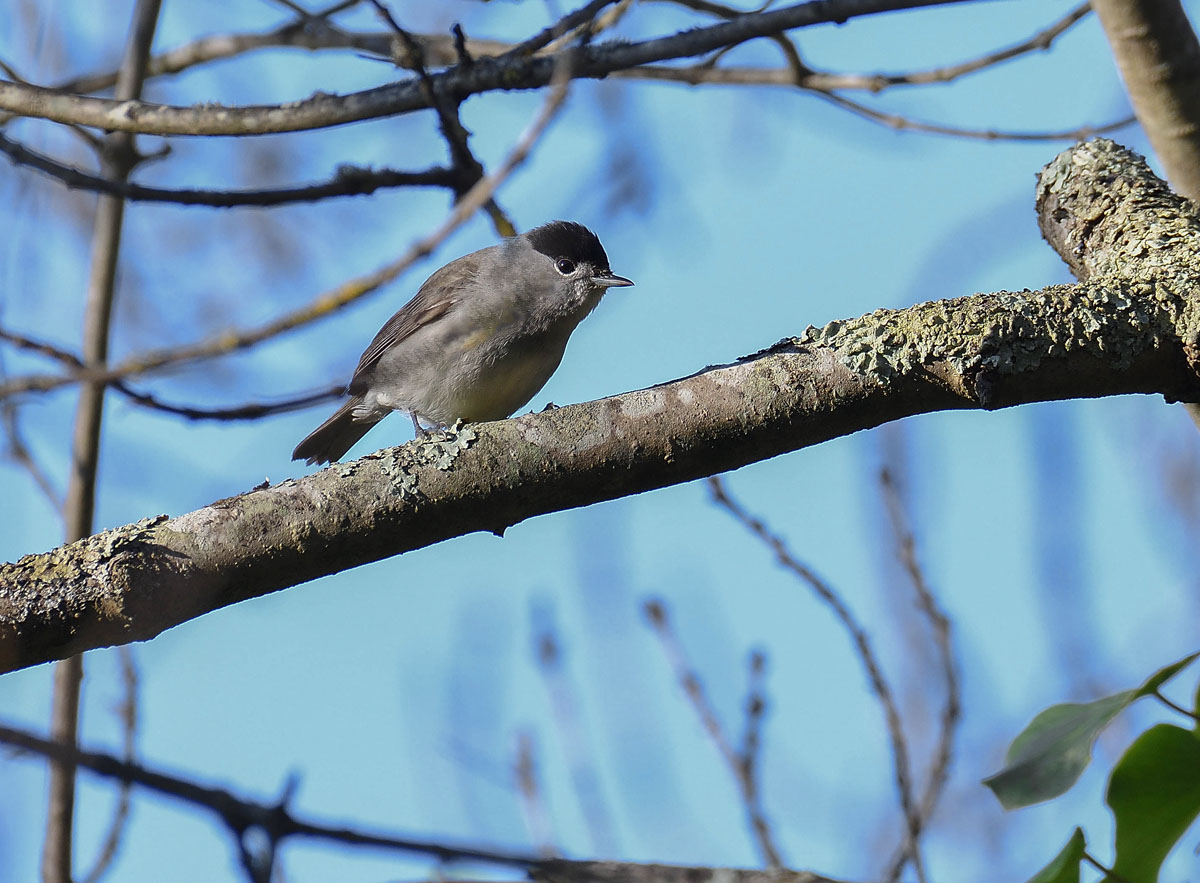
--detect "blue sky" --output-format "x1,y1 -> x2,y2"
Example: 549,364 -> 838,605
3,1 -> 1200,881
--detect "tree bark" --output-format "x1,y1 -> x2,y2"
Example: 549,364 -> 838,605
1090,0 -> 1200,198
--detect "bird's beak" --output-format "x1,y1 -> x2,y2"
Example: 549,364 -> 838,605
593,271 -> 634,288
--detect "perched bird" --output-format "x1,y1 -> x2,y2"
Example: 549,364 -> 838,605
293,221 -> 633,465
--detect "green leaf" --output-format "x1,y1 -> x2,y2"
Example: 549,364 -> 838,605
1025,827 -> 1085,883
985,653 -> 1200,810
1106,724 -> 1200,883
984,691 -> 1135,809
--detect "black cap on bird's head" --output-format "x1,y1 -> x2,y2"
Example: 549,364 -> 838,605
526,220 -> 633,289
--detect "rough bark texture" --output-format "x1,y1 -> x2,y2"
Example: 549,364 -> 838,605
1090,0 -> 1200,199
3,139 -> 1199,675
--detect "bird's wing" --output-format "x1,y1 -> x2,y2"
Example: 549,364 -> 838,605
347,250 -> 484,391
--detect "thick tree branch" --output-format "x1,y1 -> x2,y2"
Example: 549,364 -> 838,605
0,0 -> 976,137
3,140 -> 1200,676
1090,0 -> 1200,199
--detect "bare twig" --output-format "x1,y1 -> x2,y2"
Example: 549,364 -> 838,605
0,133 -> 460,206
79,647 -> 140,883
503,0 -> 619,59
737,649 -> 775,870
532,607 -> 618,856
514,731 -> 558,857
630,1 -> 1090,91
0,325 -> 341,420
366,0 -> 512,235
1,720 -> 541,869
111,383 -> 345,421
0,0 -> 982,137
707,476 -> 925,883
54,27 -> 508,96
0,63 -> 574,402
53,1 -> 1090,104
878,468 -> 960,883
0,401 -> 61,510
643,599 -> 784,869
814,90 -> 1137,143
45,3 -> 163,881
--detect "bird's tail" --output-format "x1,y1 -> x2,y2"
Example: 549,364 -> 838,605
292,397 -> 380,465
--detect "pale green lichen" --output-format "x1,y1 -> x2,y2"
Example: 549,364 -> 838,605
374,421 -> 478,496
798,273 -> 1184,395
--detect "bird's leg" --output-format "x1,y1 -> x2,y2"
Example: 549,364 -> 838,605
410,412 -> 431,438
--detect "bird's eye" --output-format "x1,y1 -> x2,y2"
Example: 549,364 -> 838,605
555,259 -> 576,275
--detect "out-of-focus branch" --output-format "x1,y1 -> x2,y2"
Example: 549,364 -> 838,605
0,325 -> 343,420
514,731 -> 558,857
0,132 -> 462,206
1,720 -> 540,870
0,66 -> 573,402
644,599 -> 784,868
532,608 -> 618,855
79,647 -> 139,883
705,479 -> 924,882
531,862 -> 850,883
3,719 -> 852,882
0,0 -> 978,136
877,469 -> 961,883
0,401 -> 60,510
44,2 -> 163,881
814,91 -> 1136,142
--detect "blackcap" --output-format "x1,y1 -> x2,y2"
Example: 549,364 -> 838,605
293,220 -> 633,465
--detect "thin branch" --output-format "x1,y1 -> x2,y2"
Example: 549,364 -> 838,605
79,647 -> 140,883
46,3 -> 163,881
365,0 -> 512,235
0,324 -> 343,420
54,1 -> 1090,104
0,132 -> 461,206
0,64 -> 574,402
0,721 -> 541,869
643,599 -> 784,869
0,401 -> 61,511
878,468 -> 960,883
532,607 -> 619,856
502,0 -> 619,59
53,27 -> 509,96
814,90 -> 1137,142
110,383 -> 345,421
707,476 -> 926,883
0,0 -> 980,137
737,649 -> 777,872
628,1 -> 1090,91
514,731 -> 558,857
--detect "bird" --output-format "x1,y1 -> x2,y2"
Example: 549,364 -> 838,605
292,220 -> 633,465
